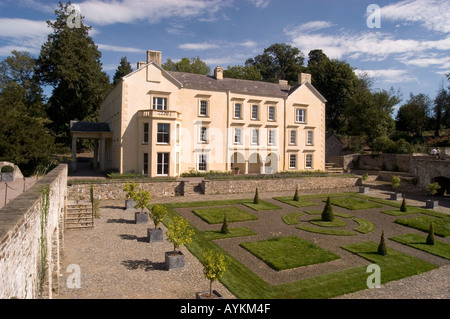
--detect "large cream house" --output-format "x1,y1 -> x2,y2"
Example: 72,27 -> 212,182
98,50 -> 326,177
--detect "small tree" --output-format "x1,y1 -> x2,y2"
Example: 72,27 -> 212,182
167,216 -> 195,252
426,182 -> 441,201
201,249 -> 229,298
293,186 -> 299,201
400,198 -> 407,212
221,213 -> 230,234
253,187 -> 259,204
148,204 -> 167,229
426,222 -> 435,245
123,181 -> 138,201
133,189 -> 151,214
391,175 -> 400,192
377,231 -> 387,256
362,173 -> 369,185
321,197 -> 334,222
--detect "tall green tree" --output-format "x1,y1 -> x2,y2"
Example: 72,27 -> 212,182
113,56 -> 133,85
223,65 -> 262,81
162,56 -> 211,75
245,43 -> 305,84
433,86 -> 450,136
396,93 -> 432,136
35,1 -> 111,145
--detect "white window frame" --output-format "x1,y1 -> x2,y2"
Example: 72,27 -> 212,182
251,104 -> 259,120
268,129 -> 276,146
234,128 -> 242,144
305,154 -> 313,169
199,100 -> 208,117
289,154 -> 297,169
307,130 -> 314,145
290,130 -> 297,145
142,152 -> 149,176
198,154 -> 207,172
153,97 -> 168,110
199,126 -> 208,143
157,152 -> 170,176
234,103 -> 242,119
296,108 -> 306,123
143,123 -> 149,144
268,106 -> 276,121
251,129 -> 259,145
157,123 -> 170,144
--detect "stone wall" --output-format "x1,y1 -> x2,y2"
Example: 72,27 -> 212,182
202,176 -> 360,195
410,158 -> 450,188
0,164 -> 67,299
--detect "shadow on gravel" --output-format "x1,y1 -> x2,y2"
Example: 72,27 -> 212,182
121,259 -> 166,271
107,218 -> 134,224
119,234 -> 148,242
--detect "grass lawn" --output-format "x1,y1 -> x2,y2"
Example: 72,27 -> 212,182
274,196 -> 319,208
304,210 -> 354,218
296,224 -> 356,236
395,215 -> 450,237
202,227 -> 256,241
192,206 -> 257,224
390,233 -> 450,260
282,212 -> 303,225
353,218 -> 375,234
309,218 -> 347,227
329,197 -> 383,210
242,200 -> 282,211
240,236 -> 340,271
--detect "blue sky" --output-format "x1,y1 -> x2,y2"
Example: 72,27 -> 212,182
0,0 -> 449,109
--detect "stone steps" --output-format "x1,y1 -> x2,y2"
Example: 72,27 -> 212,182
66,200 -> 94,230
325,163 -> 344,174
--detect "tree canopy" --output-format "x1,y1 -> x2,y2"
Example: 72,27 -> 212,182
113,56 -> 133,85
162,56 -> 211,75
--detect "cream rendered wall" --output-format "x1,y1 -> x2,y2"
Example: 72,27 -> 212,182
285,84 -> 325,171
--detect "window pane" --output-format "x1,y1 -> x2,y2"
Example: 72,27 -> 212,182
290,130 -> 296,144
289,154 -> 296,168
252,129 -> 259,144
200,100 -> 208,116
234,103 -> 241,118
157,153 -> 169,175
143,153 -> 148,176
268,130 -> 275,145
234,128 -> 241,144
251,105 -> 258,119
143,123 -> 149,143
153,97 -> 167,110
306,154 -> 313,168
198,154 -> 207,171
268,106 -> 275,121
307,131 -> 313,145
296,109 -> 305,122
200,127 -> 207,142
157,123 -> 170,144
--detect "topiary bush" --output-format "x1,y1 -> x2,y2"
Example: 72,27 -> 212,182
221,213 -> 230,234
426,222 -> 435,245
293,186 -> 299,201
377,230 -> 387,256
400,198 -> 407,212
321,197 -> 334,222
253,187 -> 259,204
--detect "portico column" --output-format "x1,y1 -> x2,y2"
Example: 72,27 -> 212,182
71,135 -> 77,171
99,137 -> 106,171
245,160 -> 249,175
93,139 -> 99,169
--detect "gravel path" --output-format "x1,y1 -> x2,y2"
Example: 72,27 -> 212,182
57,185 -> 450,299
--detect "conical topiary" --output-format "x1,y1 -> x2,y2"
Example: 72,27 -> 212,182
293,186 -> 299,201
253,187 -> 259,204
400,198 -> 407,212
221,213 -> 230,234
321,197 -> 334,222
377,231 -> 387,256
426,222 -> 435,245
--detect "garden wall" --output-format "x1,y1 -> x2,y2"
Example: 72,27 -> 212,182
202,176 -> 360,195
0,164 -> 67,299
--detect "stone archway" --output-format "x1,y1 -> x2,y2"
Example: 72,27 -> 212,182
248,153 -> 262,174
230,152 -> 245,173
431,176 -> 450,196
264,152 -> 279,174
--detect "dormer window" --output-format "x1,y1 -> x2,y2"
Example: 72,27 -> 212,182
153,97 -> 167,110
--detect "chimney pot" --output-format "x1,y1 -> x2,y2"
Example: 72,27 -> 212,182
147,50 -> 162,66
299,73 -> 312,84
214,66 -> 223,80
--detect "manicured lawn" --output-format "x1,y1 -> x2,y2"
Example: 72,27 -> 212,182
309,218 -> 347,227
395,215 -> 450,237
240,236 -> 340,271
296,224 -> 356,236
202,227 -> 256,241
329,197 -> 382,210
353,218 -> 375,234
192,206 -> 258,224
304,210 -> 354,218
242,200 -> 282,211
282,212 -> 303,225
274,196 -> 319,208
390,233 -> 450,260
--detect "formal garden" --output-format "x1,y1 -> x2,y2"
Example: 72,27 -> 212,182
154,189 -> 450,299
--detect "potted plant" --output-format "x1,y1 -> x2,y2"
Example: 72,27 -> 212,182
359,173 -> 369,193
426,182 -> 441,209
234,167 -> 240,175
196,249 -> 228,299
133,188 -> 151,224
123,181 -> 138,210
390,175 -> 402,200
165,216 -> 195,270
147,204 -> 167,243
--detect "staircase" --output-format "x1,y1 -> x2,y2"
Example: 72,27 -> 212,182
325,163 -> 344,174
65,200 -> 94,230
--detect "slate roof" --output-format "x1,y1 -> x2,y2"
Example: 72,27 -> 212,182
167,71 -> 291,98
70,121 -> 111,133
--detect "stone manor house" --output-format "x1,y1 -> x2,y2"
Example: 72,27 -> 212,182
73,50 -> 327,177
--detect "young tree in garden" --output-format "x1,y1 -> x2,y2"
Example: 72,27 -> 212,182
378,231 -> 387,256
426,222 -> 435,245
400,198 -> 407,212
163,57 -> 211,75
293,186 -> 299,201
221,214 -> 229,234
253,187 -> 260,204
35,1 -> 111,145
113,57 -> 133,85
321,197 -> 334,222
167,216 -> 195,252
201,249 -> 229,298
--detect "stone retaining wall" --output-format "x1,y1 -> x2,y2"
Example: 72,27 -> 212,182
202,176 -> 360,195
0,164 -> 67,299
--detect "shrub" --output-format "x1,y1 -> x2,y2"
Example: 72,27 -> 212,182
149,204 -> 167,229
426,222 -> 435,245
167,216 -> 195,252
377,231 -> 387,256
392,176 -> 400,191
293,186 -> 299,201
201,249 -> 229,298
321,197 -> 334,222
426,182 -> 441,200
123,181 -> 138,200
253,187 -> 259,204
133,189 -> 151,214
221,213 -> 230,234
400,198 -> 407,212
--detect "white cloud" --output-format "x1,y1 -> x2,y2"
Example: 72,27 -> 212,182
381,0 -> 450,33
354,69 -> 417,84
97,44 -> 143,53
400,55 -> 450,69
78,0 -> 232,26
285,21 -> 334,35
178,42 -> 220,50
247,0 -> 270,8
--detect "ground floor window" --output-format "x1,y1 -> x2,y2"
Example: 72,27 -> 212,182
198,154 -> 207,171
306,154 -> 313,169
157,152 -> 170,175
289,154 -> 297,169
143,153 -> 148,176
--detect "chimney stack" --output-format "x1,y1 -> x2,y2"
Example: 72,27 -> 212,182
147,50 -> 162,66
214,66 -> 223,80
137,61 -> 146,69
299,73 -> 312,84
